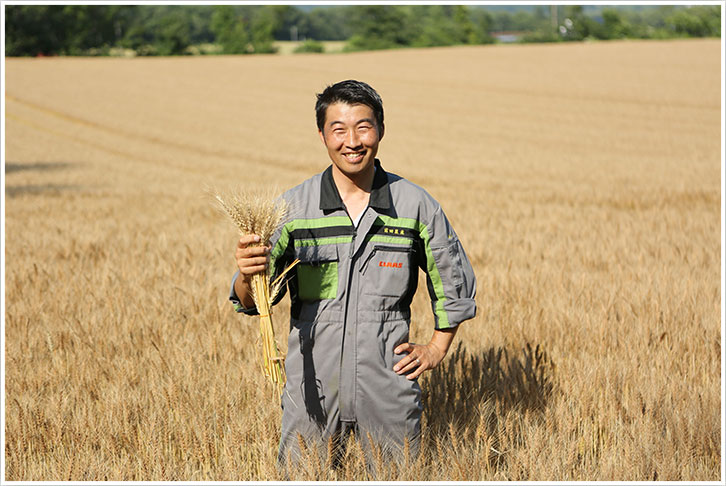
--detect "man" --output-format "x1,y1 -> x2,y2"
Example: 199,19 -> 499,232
230,80 -> 476,465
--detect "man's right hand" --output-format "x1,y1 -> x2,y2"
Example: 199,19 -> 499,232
234,234 -> 271,309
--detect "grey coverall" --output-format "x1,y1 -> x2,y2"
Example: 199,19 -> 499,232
230,160 -> 477,462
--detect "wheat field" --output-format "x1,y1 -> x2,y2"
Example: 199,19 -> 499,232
3,39 -> 722,481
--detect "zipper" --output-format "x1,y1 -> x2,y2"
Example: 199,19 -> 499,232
339,225 -> 357,421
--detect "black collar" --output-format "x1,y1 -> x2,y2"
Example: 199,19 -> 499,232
319,159 -> 391,212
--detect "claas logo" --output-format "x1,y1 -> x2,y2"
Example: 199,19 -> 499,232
379,261 -> 403,268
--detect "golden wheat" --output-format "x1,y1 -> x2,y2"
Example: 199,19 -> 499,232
4,39 -> 721,481
214,189 -> 298,390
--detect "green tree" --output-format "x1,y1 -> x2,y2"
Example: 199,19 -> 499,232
511,10 -> 536,31
561,5 -> 595,40
5,5 -> 127,56
61,5 -> 124,54
185,6 -> 216,44
211,6 -> 248,54
5,6 -> 66,56
533,6 -> 547,22
268,5 -> 302,40
118,6 -> 153,52
470,9 -> 495,44
692,5 -> 721,36
411,5 -> 458,47
248,6 -> 279,53
453,5 -> 477,44
601,8 -> 632,39
345,6 -> 411,51
491,11 -> 514,31
6,6 -> 57,55
118,6 -> 194,56
620,5 -> 676,39
667,6 -> 720,37
155,10 -> 191,55
304,7 -> 353,41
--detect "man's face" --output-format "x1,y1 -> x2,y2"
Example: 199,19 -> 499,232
319,102 -> 383,179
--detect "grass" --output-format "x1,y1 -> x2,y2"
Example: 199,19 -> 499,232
273,40 -> 346,55
3,38 -> 721,481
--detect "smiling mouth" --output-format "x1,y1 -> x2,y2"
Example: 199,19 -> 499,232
343,151 -> 365,162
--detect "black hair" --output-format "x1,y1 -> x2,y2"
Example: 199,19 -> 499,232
315,79 -> 384,134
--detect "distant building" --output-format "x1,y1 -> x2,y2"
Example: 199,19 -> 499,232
491,31 -> 525,43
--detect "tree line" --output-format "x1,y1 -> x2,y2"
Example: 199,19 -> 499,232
4,4 -> 721,57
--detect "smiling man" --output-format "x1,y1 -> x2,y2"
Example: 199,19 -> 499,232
230,80 -> 477,467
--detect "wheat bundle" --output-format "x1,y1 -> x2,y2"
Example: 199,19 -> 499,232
215,190 -> 298,390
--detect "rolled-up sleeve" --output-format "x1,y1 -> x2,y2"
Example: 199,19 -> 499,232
419,206 -> 477,329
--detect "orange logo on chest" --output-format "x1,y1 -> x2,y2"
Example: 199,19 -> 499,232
379,261 -> 403,268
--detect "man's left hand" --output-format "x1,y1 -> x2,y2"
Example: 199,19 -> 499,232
393,326 -> 459,380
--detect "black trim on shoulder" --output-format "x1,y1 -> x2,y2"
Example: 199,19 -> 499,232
291,225 -> 356,240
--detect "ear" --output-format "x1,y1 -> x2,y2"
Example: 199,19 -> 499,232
378,123 -> 385,142
318,129 -> 327,146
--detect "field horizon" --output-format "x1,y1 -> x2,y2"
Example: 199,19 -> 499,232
4,38 -> 722,481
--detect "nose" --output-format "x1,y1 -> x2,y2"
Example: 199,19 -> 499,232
345,129 -> 361,148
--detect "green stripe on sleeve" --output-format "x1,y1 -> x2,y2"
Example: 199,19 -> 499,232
417,223 -> 450,329
270,224 -> 291,262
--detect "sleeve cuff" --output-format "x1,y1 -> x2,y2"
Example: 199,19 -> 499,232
229,271 -> 259,316
434,298 -> 477,330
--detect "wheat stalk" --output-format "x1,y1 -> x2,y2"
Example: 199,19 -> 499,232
215,189 -> 298,391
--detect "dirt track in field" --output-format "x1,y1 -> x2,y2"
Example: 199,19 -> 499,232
4,39 -> 721,481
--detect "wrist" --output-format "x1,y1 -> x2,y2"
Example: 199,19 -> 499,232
429,327 -> 459,358
233,272 -> 254,306
427,341 -> 447,361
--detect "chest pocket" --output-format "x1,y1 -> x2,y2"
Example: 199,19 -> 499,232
360,244 -> 416,297
295,244 -> 339,301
